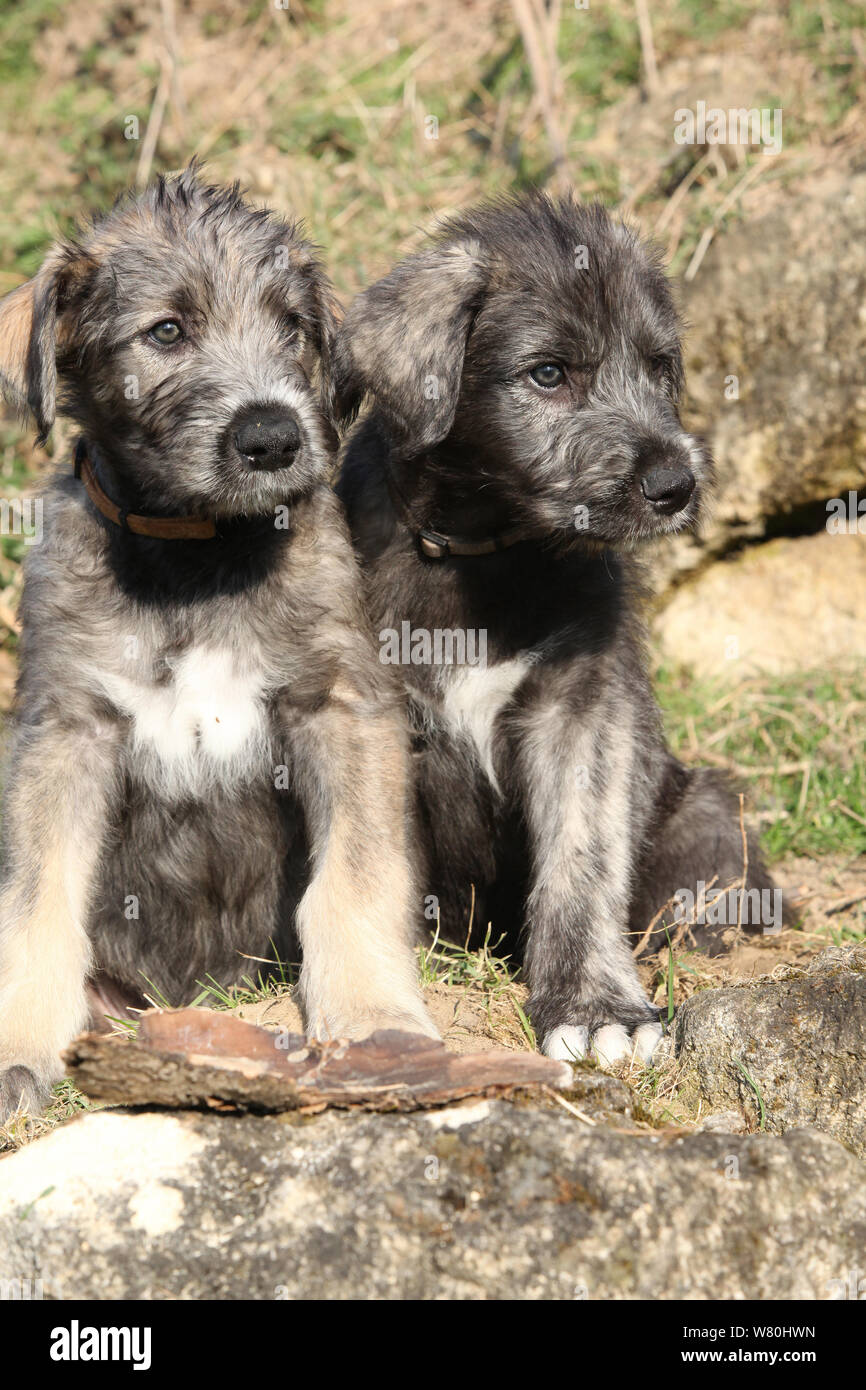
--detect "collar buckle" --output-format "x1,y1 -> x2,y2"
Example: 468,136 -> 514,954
418,528 -> 451,560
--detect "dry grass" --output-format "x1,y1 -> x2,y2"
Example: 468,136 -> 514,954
657,666 -> 866,860
0,1 -> 863,1153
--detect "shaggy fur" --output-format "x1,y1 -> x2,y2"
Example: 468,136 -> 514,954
0,168 -> 434,1121
336,193 -> 779,1064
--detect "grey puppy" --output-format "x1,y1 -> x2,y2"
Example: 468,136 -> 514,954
336,193 -> 778,1066
0,167 -> 434,1120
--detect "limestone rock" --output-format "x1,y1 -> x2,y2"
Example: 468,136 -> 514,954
653,530 -> 866,676
680,172 -> 866,546
1,1100 -> 864,1299
673,947 -> 866,1155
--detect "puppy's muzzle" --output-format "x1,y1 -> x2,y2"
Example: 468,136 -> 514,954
232,404 -> 301,472
637,445 -> 696,516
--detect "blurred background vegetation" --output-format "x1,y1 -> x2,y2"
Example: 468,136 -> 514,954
0,0 -> 863,914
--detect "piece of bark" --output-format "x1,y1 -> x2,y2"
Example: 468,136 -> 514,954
64,1008 -> 573,1113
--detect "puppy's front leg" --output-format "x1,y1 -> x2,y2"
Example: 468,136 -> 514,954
285,683 -> 438,1041
0,717 -> 120,1119
518,700 -> 662,1067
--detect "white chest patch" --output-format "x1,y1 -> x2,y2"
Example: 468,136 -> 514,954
440,658 -> 530,791
99,646 -> 270,797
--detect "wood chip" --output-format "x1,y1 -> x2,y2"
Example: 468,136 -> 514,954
64,1007 -> 573,1113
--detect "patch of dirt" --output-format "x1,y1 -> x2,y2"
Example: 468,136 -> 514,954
633,852 -> 866,1011
422,979 -> 532,1054
234,975 -> 532,1055
779,852 -> 866,934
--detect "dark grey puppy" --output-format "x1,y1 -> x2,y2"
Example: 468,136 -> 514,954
336,193 -> 778,1066
0,168 -> 434,1120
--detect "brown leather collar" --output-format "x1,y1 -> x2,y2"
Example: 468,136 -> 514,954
385,465 -> 530,560
74,440 -> 217,541
416,524 -> 531,560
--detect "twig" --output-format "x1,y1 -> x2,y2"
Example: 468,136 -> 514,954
694,752 -> 811,778
631,890 -> 679,957
634,0 -> 660,98
463,882 -> 477,951
631,873 -> 732,958
683,160 -> 767,281
655,150 -> 714,234
830,799 -> 866,830
160,0 -> 188,142
543,1084 -> 597,1126
136,47 -> 172,189
825,891 -> 866,916
510,0 -> 568,184
733,794 -> 749,945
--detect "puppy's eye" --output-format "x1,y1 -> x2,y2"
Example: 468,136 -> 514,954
650,353 -> 672,381
148,320 -> 183,346
529,363 -> 565,389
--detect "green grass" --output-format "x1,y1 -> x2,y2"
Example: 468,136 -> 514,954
0,1078 -> 100,1155
656,666 -> 866,862
420,920 -> 516,990
733,1056 -> 766,1130
670,0 -> 753,43
560,5 -> 642,110
0,0 -> 64,87
136,943 -> 298,1015
822,911 -> 866,949
420,920 -> 536,1048
665,931 -> 676,1024
193,953 -> 297,1013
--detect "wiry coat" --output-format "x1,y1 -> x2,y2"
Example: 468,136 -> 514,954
0,169 -> 434,1120
336,194 -> 777,1063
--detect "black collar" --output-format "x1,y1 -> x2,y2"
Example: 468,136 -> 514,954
384,465 -> 531,560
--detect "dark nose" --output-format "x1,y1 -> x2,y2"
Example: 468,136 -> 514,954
640,463 -> 696,515
232,406 -> 301,471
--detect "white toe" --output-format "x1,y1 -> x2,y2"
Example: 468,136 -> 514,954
542,1024 -> 589,1061
633,1021 -> 664,1064
591,1023 -> 632,1067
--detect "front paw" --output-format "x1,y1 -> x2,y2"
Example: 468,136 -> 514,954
323,1013 -> 441,1042
304,997 -> 440,1044
0,1065 -> 51,1123
541,1019 -> 664,1069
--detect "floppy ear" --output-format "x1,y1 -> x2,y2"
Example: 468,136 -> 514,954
0,243 -> 94,444
0,270 -> 58,443
285,240 -> 344,432
334,240 -> 488,450
304,274 -> 343,431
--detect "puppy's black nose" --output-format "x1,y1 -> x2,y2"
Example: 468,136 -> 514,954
232,406 -> 301,471
640,464 -> 695,515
